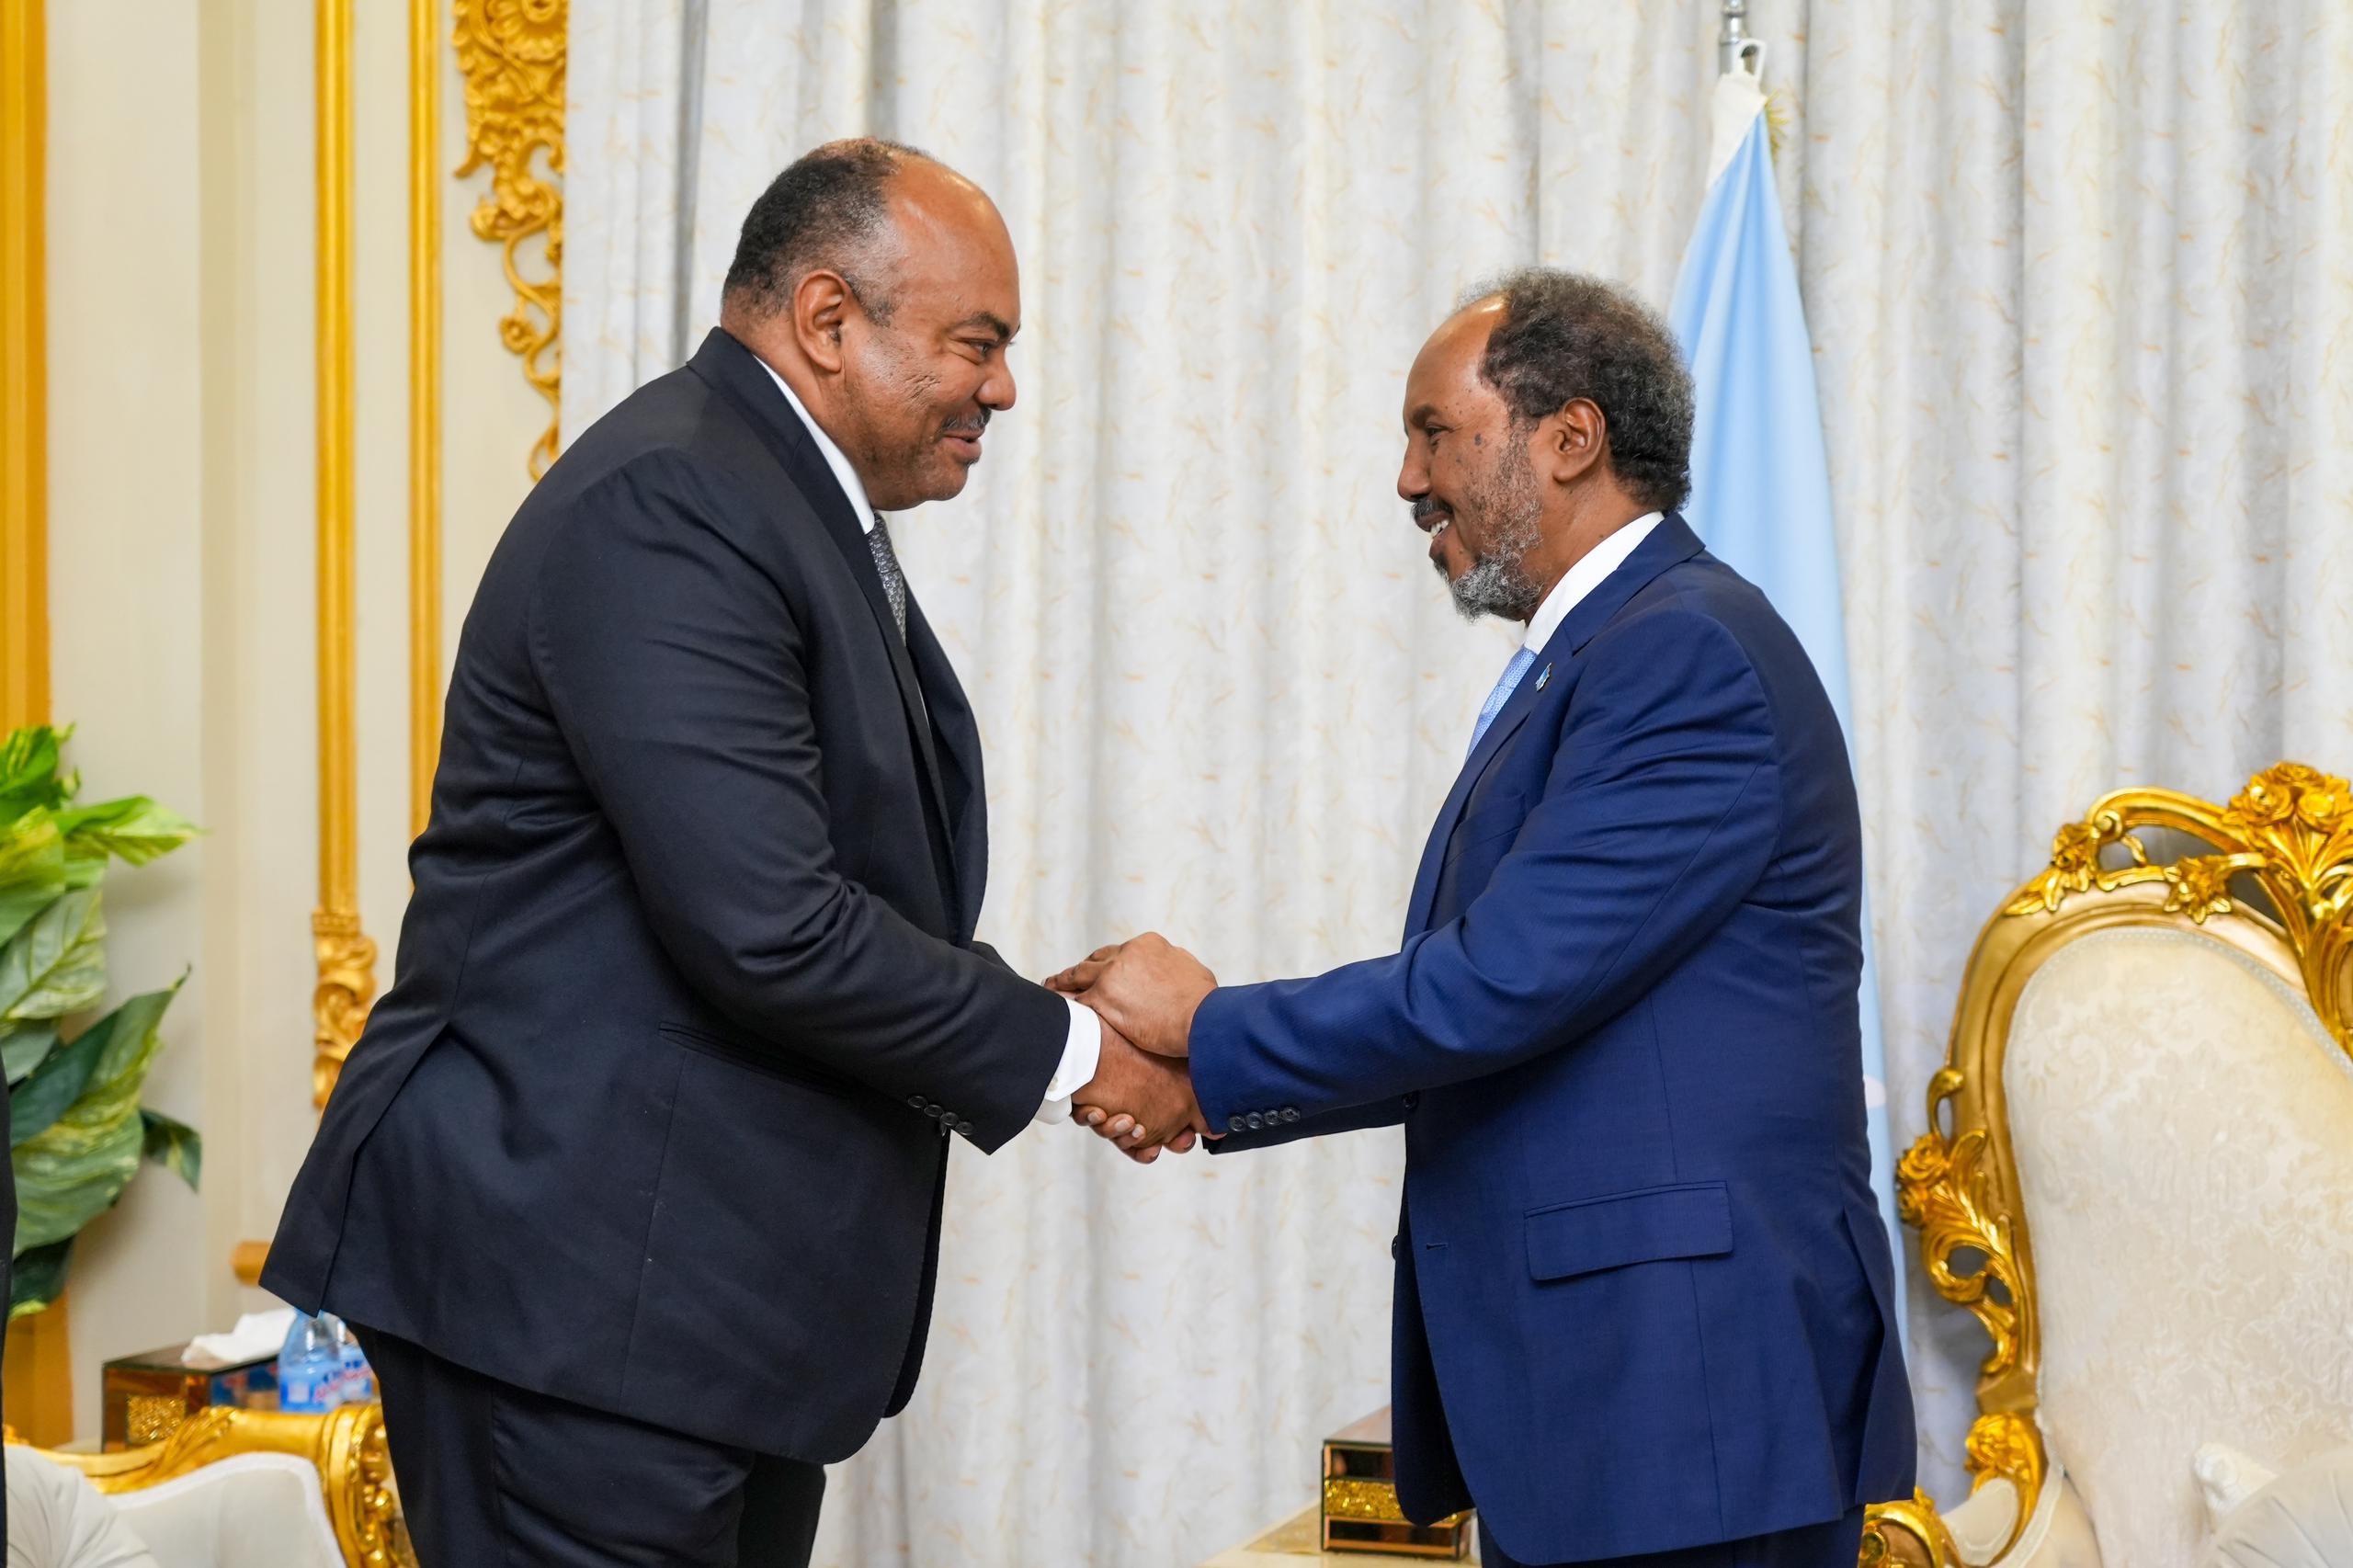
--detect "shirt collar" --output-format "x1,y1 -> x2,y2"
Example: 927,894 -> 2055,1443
756,355 -> 881,536
1520,512 -> 1665,653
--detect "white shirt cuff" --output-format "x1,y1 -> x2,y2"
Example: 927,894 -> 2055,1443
1032,996 -> 1102,1124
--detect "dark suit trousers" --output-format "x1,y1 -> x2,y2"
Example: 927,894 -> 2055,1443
356,1326 -> 824,1568
1479,1509 -> 1865,1568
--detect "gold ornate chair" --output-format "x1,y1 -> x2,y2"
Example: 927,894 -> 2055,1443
7,1403 -> 407,1567
1861,764 -> 2353,1567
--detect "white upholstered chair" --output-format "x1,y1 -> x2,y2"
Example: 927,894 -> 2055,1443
6,1403 -> 404,1568
1862,764 -> 2353,1568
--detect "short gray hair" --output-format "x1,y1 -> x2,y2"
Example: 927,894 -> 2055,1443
1465,268 -> 1695,514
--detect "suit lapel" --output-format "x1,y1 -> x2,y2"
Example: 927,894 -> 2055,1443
1403,672 -> 1546,937
1402,516 -> 1710,937
687,329 -> 956,842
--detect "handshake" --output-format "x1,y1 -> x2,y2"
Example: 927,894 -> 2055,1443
1045,933 -> 1222,1165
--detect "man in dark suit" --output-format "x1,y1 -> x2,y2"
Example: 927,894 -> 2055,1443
1058,272 -> 1915,1568
264,139 -> 1204,1567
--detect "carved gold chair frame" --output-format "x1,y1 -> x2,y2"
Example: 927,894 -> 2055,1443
1858,762 -> 2353,1567
6,1403 -> 408,1567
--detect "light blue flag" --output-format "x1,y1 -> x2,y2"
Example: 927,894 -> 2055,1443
1668,74 -> 1909,1342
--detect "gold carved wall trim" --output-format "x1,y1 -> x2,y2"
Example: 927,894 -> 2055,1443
0,0 -> 77,1450
1862,762 -> 2351,1567
313,0 -> 377,1108
0,0 -> 48,735
455,0 -> 566,479
412,0 -> 444,840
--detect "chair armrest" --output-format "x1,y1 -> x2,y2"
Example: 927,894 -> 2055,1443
6,1404 -> 404,1568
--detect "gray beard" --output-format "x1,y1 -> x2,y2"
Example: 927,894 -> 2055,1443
1446,550 -> 1542,622
1439,454 -> 1545,623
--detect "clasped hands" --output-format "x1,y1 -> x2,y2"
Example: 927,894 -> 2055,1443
1046,934 -> 1220,1165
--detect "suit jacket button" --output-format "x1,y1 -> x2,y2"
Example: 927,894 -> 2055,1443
909,1095 -> 928,1109
1402,1092 -> 1419,1111
1390,1236 -> 1401,1260
1227,1114 -> 1246,1132
926,1104 -> 946,1119
1245,1112 -> 1266,1131
956,1119 -> 975,1136
1281,1108 -> 1301,1122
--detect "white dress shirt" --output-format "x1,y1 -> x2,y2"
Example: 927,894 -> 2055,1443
756,357 -> 1099,1124
1519,511 -> 1665,653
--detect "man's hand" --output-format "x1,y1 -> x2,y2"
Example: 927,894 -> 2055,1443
1046,933 -> 1217,1059
1070,1012 -> 1207,1165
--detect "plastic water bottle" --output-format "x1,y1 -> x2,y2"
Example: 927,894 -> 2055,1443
278,1311 -> 377,1412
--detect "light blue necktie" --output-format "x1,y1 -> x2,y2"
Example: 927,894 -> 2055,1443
1469,647 -> 1537,756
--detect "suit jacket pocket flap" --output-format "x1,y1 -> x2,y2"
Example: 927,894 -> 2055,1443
1525,1181 -> 1733,1280
659,1023 -> 853,1097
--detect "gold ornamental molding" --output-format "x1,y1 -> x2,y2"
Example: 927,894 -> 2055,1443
411,0 -> 445,839
1860,762 -> 2353,1567
0,0 -> 47,735
455,0 -> 566,480
313,0 -> 377,1107
0,0 -> 78,1450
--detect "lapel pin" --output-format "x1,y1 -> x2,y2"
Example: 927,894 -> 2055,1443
1534,663 -> 1552,691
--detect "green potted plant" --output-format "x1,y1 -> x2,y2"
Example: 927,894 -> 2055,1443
0,724 -> 201,1317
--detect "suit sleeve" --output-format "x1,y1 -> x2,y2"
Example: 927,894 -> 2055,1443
528,453 -> 1066,1152
1189,606 -> 1781,1131
1204,1096 -> 1407,1154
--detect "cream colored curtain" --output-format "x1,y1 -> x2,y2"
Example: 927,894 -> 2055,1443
563,2 -> 2353,1558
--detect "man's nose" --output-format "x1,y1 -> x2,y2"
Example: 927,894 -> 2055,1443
1398,446 -> 1427,505
981,360 -> 1017,413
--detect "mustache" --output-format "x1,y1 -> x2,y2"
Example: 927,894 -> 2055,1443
942,409 -> 992,437
1411,495 -> 1449,527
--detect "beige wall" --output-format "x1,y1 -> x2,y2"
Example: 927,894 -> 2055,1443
44,0 -> 541,1439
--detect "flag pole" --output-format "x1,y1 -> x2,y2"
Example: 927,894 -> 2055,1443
1717,0 -> 1750,76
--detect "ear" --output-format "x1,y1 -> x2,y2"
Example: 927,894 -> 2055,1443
1536,397 -> 1608,487
790,268 -> 858,374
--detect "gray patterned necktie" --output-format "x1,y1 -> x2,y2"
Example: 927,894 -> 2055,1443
867,514 -> 908,641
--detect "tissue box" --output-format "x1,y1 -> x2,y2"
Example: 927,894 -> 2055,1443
1321,1407 -> 1473,1558
101,1344 -> 280,1451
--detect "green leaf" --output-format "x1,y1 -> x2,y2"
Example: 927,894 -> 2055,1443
0,814 -> 67,951
54,797 -> 199,868
0,886 -> 107,1024
1,1020 -> 59,1084
0,727 -> 74,824
14,1077 -> 147,1254
12,1001 -> 128,1145
9,1236 -> 73,1321
140,1108 -> 201,1190
11,976 -> 181,1253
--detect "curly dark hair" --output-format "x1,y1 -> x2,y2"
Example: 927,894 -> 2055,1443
1470,268 -> 1694,514
722,137 -> 930,323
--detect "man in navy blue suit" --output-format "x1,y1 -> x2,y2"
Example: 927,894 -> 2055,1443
1054,271 -> 1915,1567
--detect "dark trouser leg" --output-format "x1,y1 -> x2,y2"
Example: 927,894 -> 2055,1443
735,1454 -> 827,1568
355,1324 -> 822,1568
1480,1506 -> 1866,1568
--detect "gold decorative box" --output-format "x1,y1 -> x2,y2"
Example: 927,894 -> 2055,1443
1321,1407 -> 1473,1558
101,1343 -> 281,1451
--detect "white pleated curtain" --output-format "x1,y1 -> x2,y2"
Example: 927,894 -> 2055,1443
563,4 -> 2353,1562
